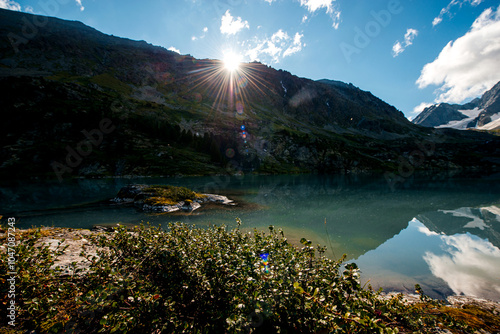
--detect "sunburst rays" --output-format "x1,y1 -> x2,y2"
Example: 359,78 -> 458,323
186,56 -> 276,117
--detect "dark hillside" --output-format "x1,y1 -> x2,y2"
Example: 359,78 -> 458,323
1,8 -> 499,179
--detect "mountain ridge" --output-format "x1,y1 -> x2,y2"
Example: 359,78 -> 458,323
0,8 -> 499,180
412,81 -> 500,130
1,8 -> 409,131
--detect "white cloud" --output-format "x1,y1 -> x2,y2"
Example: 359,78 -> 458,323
220,10 -> 250,35
392,42 -> 403,57
302,15 -> 308,23
0,0 -> 21,11
331,11 -> 341,29
413,102 -> 434,114
24,5 -> 34,13
433,0 -> 484,27
417,5 -> 500,104
192,27 -> 208,41
168,46 -> 181,54
245,29 -> 306,63
283,32 -> 304,57
423,233 -> 500,298
299,0 -> 333,13
75,0 -> 84,11
245,42 -> 265,62
432,16 -> 443,26
263,0 -> 275,3
405,29 -> 418,43
392,28 -> 418,57
271,29 -> 289,42
263,42 -> 281,58
299,0 -> 341,29
293,31 -> 303,45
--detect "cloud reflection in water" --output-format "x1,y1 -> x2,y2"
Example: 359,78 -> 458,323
422,226 -> 500,299
354,214 -> 500,301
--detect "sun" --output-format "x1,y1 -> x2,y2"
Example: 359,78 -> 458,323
223,51 -> 241,72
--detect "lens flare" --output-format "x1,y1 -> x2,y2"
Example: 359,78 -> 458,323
237,76 -> 248,88
223,51 -> 241,72
225,148 -> 235,158
185,49 -> 276,127
260,253 -> 270,274
236,101 -> 244,114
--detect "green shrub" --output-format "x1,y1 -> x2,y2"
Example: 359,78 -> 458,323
143,185 -> 205,203
0,228 -> 79,333
1,222 -> 478,333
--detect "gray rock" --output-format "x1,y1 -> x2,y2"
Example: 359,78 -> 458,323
181,201 -> 201,212
143,203 -> 180,213
201,194 -> 234,205
111,184 -> 149,202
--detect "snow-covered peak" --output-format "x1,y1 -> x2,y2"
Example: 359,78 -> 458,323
413,80 -> 500,130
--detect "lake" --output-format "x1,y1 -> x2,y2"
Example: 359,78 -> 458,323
2,173 -> 500,301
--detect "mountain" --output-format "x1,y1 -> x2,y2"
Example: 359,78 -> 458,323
0,8 -> 499,180
412,81 -> 500,130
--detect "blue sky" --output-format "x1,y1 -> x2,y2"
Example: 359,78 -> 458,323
3,0 -> 500,119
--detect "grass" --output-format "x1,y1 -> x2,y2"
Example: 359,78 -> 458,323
90,73 -> 132,95
143,196 -> 178,206
0,225 -> 60,242
438,304 -> 500,332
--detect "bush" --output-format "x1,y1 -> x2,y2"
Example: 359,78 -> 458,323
1,222 -> 480,333
0,228 -> 79,333
143,185 -> 204,204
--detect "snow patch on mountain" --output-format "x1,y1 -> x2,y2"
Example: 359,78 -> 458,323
436,108 -> 482,130
280,80 -> 287,97
478,113 -> 500,130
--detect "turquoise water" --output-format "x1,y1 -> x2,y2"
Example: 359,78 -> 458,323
2,174 -> 500,301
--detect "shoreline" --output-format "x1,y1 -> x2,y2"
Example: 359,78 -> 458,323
2,225 -> 500,333
1,168 -> 499,184
2,226 -> 500,307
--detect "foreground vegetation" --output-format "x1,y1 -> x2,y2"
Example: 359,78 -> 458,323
1,222 -> 500,333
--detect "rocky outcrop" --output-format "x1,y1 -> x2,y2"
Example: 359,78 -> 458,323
111,184 -> 234,213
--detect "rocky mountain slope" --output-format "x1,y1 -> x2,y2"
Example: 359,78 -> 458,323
413,81 -> 500,130
0,8 -> 499,180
